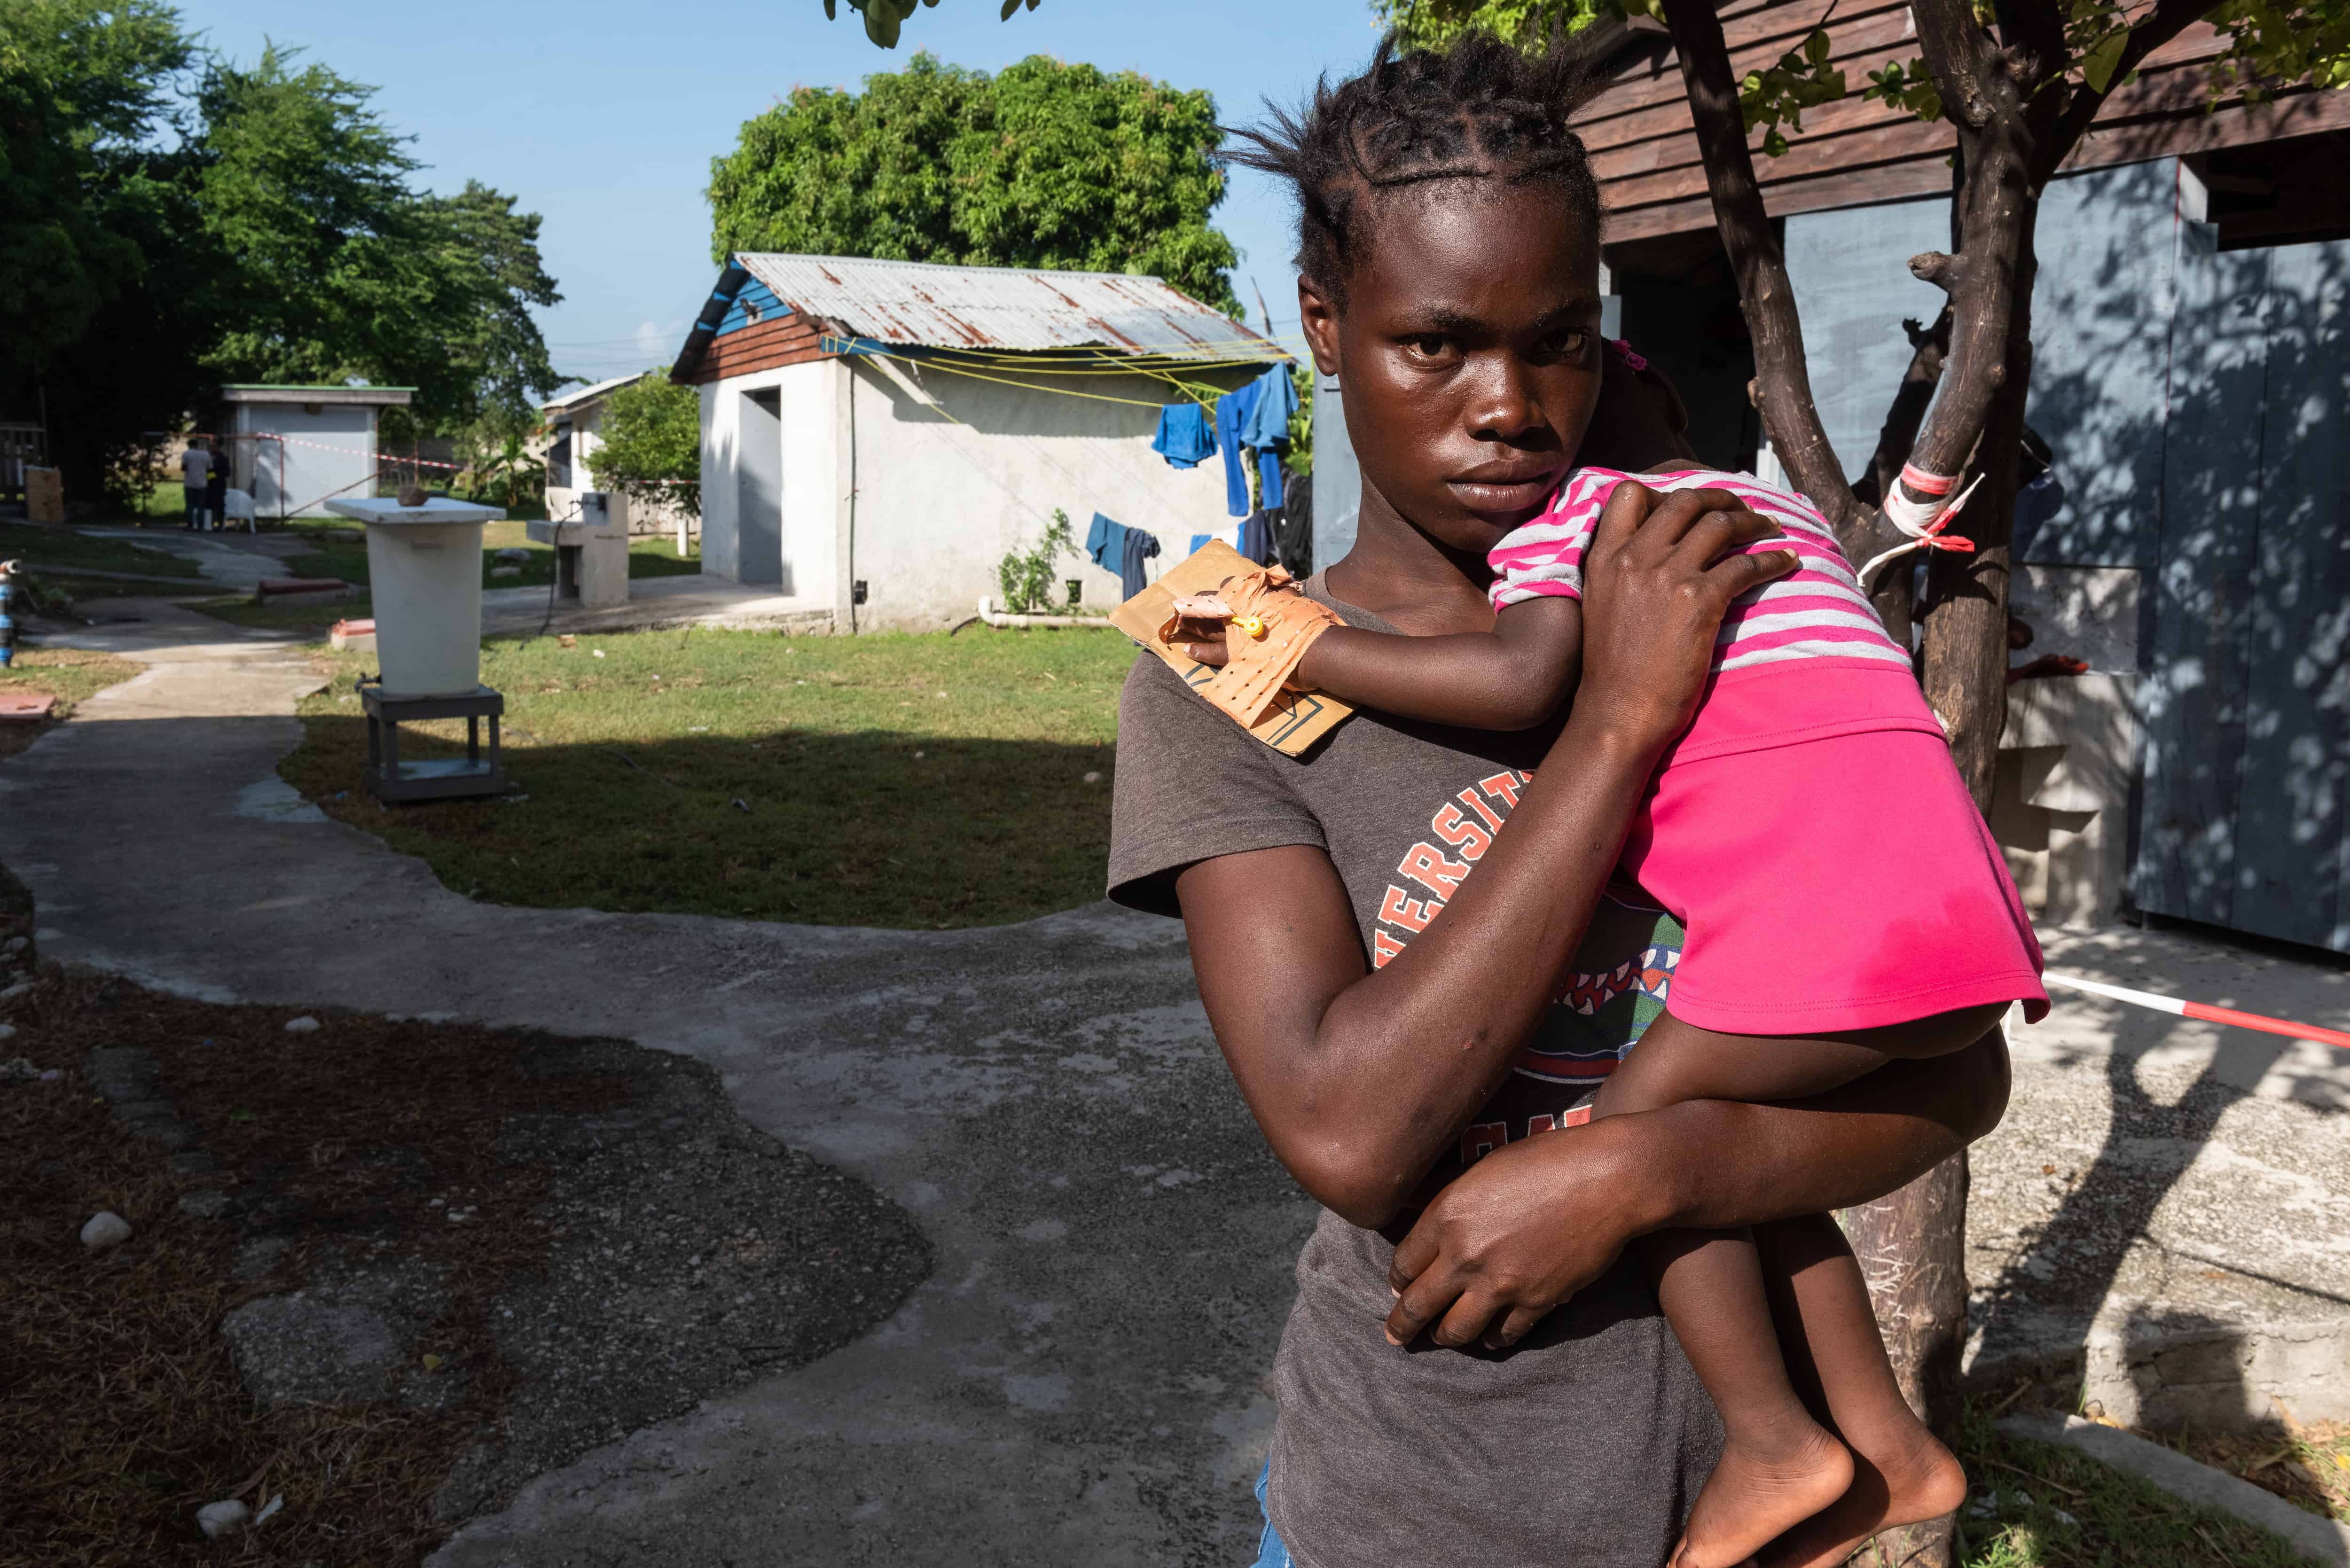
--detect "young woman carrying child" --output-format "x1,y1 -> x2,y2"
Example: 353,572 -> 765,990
1159,31 -> 2044,1568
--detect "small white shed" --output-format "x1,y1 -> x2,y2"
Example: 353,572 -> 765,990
221,383 -> 414,519
670,254 -> 1290,632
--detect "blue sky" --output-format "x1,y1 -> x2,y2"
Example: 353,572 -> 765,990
177,0 -> 1388,393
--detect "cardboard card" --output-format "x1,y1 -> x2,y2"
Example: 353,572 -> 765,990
1109,539 -> 1355,757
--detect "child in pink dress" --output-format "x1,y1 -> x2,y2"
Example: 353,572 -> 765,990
1184,424 -> 2046,1568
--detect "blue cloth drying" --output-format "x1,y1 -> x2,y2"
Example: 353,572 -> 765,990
1190,525 -> 1242,556
1258,449 -> 1285,512
1119,523 -> 1159,600
1088,511 -> 1158,600
1242,365 -> 1299,512
1152,403 -> 1216,469
1216,379 -> 1263,517
1242,364 -> 1299,450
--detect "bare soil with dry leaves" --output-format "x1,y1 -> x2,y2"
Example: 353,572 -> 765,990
0,865 -> 930,1566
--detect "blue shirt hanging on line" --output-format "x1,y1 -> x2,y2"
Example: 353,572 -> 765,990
1089,511 -> 1159,601
1119,526 -> 1159,601
1241,365 -> 1299,513
1215,380 -> 1263,518
1152,404 -> 1216,469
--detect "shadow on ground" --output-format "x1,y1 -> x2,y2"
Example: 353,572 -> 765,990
279,717 -> 1120,929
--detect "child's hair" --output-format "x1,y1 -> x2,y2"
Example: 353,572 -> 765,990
1225,30 -> 1609,311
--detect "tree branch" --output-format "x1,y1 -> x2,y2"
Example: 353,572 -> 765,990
2036,0 -> 2218,184
1911,0 -> 2011,129
1999,0 -> 2073,94
1899,0 -> 2036,490
1658,0 -> 1865,542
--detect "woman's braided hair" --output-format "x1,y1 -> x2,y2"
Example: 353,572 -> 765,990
1225,30 -> 1609,311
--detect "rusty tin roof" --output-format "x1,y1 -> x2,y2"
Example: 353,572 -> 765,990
731,253 -> 1286,364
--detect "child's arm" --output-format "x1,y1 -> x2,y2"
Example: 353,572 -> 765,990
1180,597 -> 1580,733
1304,599 -> 1581,732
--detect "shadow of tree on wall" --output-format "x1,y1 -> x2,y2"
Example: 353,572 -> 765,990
2134,233 -> 2350,951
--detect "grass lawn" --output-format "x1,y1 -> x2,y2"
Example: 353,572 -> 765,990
0,521 -> 204,581
0,648 -> 144,758
281,625 -> 1135,928
1953,1401 -> 2321,1567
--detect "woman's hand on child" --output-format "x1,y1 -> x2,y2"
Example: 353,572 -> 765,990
1570,483 -> 1798,750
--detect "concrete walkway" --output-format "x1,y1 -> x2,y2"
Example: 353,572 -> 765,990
3,601 -> 2345,1563
480,571 -> 834,640
77,524 -> 314,592
3,599 -> 1306,1567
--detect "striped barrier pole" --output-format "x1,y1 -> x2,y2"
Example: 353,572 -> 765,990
2044,971 -> 2350,1051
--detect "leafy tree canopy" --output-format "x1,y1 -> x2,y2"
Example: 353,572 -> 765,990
0,0 -> 192,379
708,52 -> 1241,314
584,373 -> 703,512
1,5 -> 562,499
196,47 -> 561,430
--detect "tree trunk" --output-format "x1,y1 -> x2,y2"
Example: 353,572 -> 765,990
1841,1154 -> 1974,1568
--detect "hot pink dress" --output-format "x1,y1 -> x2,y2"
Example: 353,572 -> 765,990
1489,466 -> 2048,1035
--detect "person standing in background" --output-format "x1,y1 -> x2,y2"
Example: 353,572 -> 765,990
179,439 -> 212,530
203,450 -> 229,533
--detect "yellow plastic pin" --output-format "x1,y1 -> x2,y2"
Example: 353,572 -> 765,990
1235,616 -> 1268,640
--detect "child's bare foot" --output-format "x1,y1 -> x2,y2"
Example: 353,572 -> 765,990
1671,1419 -> 1854,1568
1758,1427 -> 1967,1568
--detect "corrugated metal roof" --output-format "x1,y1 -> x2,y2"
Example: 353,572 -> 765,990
731,253 -> 1286,364
543,371 -> 650,413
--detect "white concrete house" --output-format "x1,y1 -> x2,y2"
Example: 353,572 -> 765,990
542,373 -> 699,548
670,253 -> 1289,632
220,383 -> 413,518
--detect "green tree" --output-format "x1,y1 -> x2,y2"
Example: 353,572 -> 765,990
0,0 -> 192,387
708,52 -> 1241,313
584,373 -> 703,512
1,14 -> 564,503
196,48 -> 563,430
1370,3 -> 2349,1562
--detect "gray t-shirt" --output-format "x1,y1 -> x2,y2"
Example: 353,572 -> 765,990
1108,581 -> 1720,1568
180,447 -> 212,487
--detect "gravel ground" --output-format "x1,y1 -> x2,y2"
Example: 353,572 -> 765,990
2,857 -> 932,1563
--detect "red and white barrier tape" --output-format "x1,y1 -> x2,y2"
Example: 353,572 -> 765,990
257,431 -> 693,485
1857,462 -> 1983,592
2045,971 -> 2350,1051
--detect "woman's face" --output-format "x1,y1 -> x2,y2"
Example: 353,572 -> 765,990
1302,184 -> 1604,558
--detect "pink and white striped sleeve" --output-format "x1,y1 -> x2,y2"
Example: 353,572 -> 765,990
1487,472 -> 1612,609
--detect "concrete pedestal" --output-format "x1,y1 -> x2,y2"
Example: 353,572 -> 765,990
528,491 -> 629,609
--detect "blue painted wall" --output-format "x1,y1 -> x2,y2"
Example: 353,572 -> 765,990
714,277 -> 789,336
1786,159 -> 2179,569
1785,158 -> 2350,951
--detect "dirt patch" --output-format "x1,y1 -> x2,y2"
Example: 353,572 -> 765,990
0,862 -> 932,1566
0,646 -> 144,759
2154,1417 -> 2350,1525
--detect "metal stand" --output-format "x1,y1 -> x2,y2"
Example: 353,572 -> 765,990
359,681 -> 507,803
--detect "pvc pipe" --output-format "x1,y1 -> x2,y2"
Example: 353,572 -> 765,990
974,596 -> 1117,631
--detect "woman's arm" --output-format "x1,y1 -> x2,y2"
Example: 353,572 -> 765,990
1380,1032 -> 2011,1349
1179,485 -> 1795,1228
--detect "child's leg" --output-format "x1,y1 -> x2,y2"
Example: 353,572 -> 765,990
1749,1216 -> 1968,1568
1594,1006 -> 1998,1568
